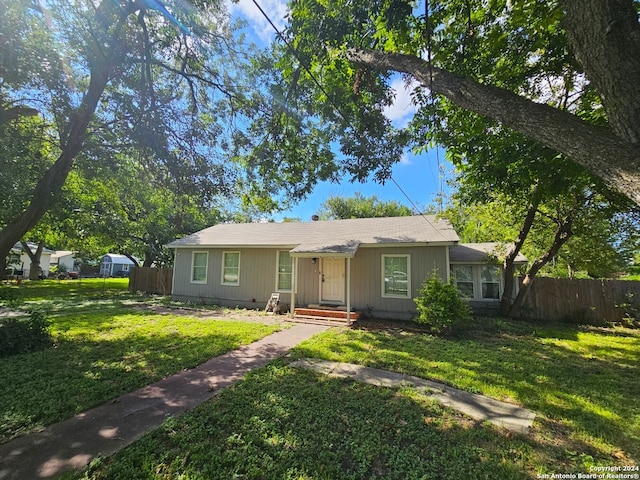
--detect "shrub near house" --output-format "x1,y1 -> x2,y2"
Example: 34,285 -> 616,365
414,273 -> 472,334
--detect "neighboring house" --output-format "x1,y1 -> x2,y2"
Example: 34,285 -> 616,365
167,216 -> 461,320
51,251 -> 80,273
449,242 -> 527,315
100,254 -> 136,277
7,242 -> 53,278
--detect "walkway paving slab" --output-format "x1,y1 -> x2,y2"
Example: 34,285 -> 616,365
0,323 -> 328,480
290,358 -> 536,435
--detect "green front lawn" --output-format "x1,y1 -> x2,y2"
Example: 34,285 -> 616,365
6,277 -> 130,300
292,319 -> 640,471
0,288 -> 281,442
74,364 -> 530,480
67,318 -> 639,479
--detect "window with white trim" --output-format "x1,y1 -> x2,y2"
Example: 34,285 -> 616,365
452,265 -> 474,299
191,252 -> 208,283
276,251 -> 293,291
481,266 -> 501,299
382,254 -> 411,298
221,251 -> 240,285
451,264 -> 503,301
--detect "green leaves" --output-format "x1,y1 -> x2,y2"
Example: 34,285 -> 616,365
413,272 -> 472,334
319,193 -> 413,219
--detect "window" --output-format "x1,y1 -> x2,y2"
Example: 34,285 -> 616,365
453,265 -> 474,298
222,251 -> 240,285
382,255 -> 411,298
451,264 -> 503,301
7,253 -> 20,266
276,251 -> 293,291
191,252 -> 208,283
481,266 -> 501,299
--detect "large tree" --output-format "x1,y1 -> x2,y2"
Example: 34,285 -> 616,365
274,0 -> 640,206
319,193 -> 414,219
0,0 -> 255,273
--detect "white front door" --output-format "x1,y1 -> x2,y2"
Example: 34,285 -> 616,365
321,258 -> 345,303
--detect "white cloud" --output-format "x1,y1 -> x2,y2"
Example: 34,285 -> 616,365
384,76 -> 419,128
399,151 -> 412,165
227,0 -> 288,45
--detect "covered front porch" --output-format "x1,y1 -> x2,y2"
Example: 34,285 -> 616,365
289,240 -> 361,325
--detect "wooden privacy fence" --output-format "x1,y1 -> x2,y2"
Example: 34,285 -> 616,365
129,267 -> 173,295
522,277 -> 640,324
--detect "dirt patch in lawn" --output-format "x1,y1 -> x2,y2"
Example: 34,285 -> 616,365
138,305 -> 289,325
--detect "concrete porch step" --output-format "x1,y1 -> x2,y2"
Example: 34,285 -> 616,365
290,315 -> 355,327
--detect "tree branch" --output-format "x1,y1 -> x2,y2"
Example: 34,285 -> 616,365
344,47 -> 640,206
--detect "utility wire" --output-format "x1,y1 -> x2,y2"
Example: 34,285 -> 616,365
426,0 -> 445,213
249,0 -> 435,221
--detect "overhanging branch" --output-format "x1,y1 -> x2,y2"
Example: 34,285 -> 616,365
345,48 -> 640,206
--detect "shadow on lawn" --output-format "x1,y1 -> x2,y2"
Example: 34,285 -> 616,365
0,311 -> 275,444
294,318 -> 640,466
79,365 -> 535,480
78,364 -> 628,480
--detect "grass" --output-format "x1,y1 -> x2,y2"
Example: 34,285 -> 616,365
64,317 -> 639,480
0,279 -> 281,443
292,319 -> 640,470
73,363 -> 529,480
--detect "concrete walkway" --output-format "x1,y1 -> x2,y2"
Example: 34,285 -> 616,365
290,358 -> 536,435
0,323 -> 329,480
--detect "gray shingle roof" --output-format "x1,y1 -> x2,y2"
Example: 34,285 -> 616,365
167,216 -> 459,250
449,243 -> 528,264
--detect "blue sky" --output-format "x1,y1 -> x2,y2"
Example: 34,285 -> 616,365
226,0 -> 452,220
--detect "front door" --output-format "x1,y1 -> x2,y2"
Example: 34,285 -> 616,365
321,258 -> 345,304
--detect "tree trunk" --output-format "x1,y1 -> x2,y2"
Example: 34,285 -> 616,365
500,193 -> 539,316
506,218 -> 573,318
0,0 -> 131,277
143,253 -> 154,268
344,48 -> 640,206
0,60 -> 112,270
20,240 -> 45,280
123,253 -> 140,267
561,0 -> 640,144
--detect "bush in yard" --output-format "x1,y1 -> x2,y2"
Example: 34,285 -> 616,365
414,273 -> 473,335
0,310 -> 52,358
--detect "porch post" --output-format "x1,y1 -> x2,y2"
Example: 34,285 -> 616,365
346,256 -> 351,323
290,256 -> 297,319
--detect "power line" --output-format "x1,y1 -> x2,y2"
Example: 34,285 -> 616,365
249,0 -> 434,221
426,0 -> 444,213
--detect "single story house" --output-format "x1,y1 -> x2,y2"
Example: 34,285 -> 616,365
7,242 -> 53,278
167,216 -> 525,320
51,251 -> 80,273
100,254 -> 136,277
